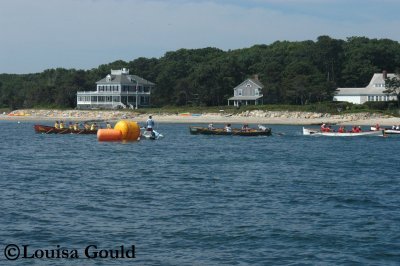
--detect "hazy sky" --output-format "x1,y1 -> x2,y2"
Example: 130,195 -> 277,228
1,0 -> 400,74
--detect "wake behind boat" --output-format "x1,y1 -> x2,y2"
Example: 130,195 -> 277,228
303,127 -> 383,137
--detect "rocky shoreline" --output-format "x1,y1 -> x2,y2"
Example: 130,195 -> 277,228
1,109 -> 399,126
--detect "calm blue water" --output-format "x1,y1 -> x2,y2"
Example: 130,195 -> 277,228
1,120 -> 400,265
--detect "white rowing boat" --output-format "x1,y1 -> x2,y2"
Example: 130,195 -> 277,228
303,127 -> 383,137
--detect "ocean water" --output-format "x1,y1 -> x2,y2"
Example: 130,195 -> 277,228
0,120 -> 399,265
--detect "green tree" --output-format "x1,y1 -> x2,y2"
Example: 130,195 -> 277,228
384,74 -> 400,107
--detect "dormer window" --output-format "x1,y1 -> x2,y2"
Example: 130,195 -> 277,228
106,74 -> 112,82
246,82 -> 251,88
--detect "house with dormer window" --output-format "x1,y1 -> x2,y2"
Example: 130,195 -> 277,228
76,68 -> 155,109
228,76 -> 264,107
333,71 -> 397,104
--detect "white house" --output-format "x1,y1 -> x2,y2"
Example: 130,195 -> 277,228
333,71 -> 397,104
228,76 -> 264,107
77,68 -> 155,109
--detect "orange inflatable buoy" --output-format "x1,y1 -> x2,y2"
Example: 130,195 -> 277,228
114,120 -> 140,141
97,129 -> 122,141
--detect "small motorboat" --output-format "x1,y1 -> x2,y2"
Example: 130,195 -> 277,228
370,126 -> 400,134
141,130 -> 163,140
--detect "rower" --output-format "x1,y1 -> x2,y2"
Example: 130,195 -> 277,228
68,122 -> 74,130
59,121 -> 65,129
73,122 -> 79,131
90,123 -> 98,131
258,124 -> 267,131
106,122 -> 112,129
241,124 -> 249,132
225,123 -> 232,132
84,122 -> 90,130
54,121 -> 60,129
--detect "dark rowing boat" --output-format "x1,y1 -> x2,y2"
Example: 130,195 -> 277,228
189,126 -> 272,136
34,125 -> 97,134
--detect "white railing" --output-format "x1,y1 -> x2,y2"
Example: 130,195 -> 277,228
77,91 -> 150,95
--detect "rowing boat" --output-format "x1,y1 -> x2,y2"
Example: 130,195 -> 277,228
303,127 -> 383,137
189,126 -> 272,136
34,125 -> 97,134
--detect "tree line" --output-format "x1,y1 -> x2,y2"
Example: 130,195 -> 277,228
1,35 -> 400,110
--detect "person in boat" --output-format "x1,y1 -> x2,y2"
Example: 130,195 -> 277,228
358,126 -> 362,132
68,122 -> 74,130
375,123 -> 380,130
338,126 -> 345,133
54,121 -> 60,129
225,123 -> 232,132
73,122 -> 79,131
84,122 -> 90,130
320,123 -> 330,132
241,124 -> 250,132
106,122 -> 112,129
351,126 -> 360,133
258,125 -> 267,131
396,125 -> 400,130
90,123 -> 98,131
59,121 -> 65,129
146,115 -> 155,132
208,123 -> 214,130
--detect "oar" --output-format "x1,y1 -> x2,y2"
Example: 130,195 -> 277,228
77,129 -> 85,134
45,128 -> 54,134
59,128 -> 69,134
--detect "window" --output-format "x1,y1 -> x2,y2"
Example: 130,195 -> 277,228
255,89 -> 259,96
238,89 -> 242,96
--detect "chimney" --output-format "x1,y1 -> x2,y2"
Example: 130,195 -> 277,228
253,74 -> 259,81
383,70 -> 387,79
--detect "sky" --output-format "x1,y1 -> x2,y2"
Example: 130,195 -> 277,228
1,0 -> 400,74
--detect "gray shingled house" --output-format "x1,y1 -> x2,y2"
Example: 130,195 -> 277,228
76,68 -> 155,109
228,76 -> 264,106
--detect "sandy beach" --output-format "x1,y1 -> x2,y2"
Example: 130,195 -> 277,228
2,109 -> 400,126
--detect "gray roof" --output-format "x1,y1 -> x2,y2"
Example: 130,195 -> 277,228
335,73 -> 397,96
228,96 -> 263,101
96,73 -> 155,86
233,78 -> 264,90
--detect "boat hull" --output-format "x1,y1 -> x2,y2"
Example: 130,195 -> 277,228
303,127 -> 383,137
141,130 -> 163,140
34,125 -> 97,134
370,127 -> 400,134
189,126 -> 272,136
